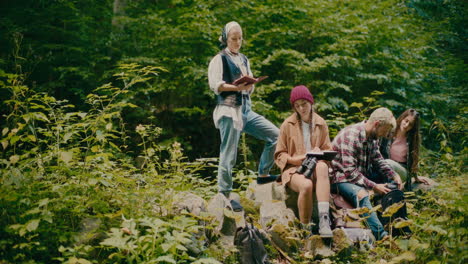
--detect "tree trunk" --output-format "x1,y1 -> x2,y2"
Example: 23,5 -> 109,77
112,0 -> 126,28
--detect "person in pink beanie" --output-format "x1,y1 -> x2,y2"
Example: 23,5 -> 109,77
274,85 -> 333,237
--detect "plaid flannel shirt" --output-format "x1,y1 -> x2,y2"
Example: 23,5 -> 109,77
330,121 -> 396,189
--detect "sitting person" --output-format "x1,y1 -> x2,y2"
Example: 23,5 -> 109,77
274,85 -> 333,237
377,109 -> 432,190
330,107 -> 402,240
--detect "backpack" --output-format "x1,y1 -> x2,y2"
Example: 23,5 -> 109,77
378,189 -> 411,236
233,218 -> 270,264
330,193 -> 364,229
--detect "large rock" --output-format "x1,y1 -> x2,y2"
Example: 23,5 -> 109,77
268,223 -> 299,253
332,227 -> 374,252
304,235 -> 335,258
246,181 -> 275,207
258,201 -> 298,252
259,201 -> 296,228
207,193 -> 245,236
332,228 -> 353,253
172,191 -> 207,216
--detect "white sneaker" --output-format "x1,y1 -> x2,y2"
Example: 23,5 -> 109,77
319,214 -> 333,238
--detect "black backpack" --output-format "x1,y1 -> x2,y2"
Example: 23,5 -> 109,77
379,190 -> 411,236
233,218 -> 270,264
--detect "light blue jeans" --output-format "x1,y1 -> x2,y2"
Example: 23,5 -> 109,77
217,97 -> 279,194
332,182 -> 388,240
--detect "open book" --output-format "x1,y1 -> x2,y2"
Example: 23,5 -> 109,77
232,75 -> 268,85
305,150 -> 338,161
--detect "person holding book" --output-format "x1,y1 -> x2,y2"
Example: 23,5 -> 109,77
330,107 -> 402,240
208,21 -> 279,211
373,109 -> 432,190
274,85 -> 333,237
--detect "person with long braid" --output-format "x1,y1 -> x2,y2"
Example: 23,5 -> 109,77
274,85 -> 333,237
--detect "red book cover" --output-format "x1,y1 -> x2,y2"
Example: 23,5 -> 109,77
232,75 -> 268,85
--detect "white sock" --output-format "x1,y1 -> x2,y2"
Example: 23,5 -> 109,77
318,201 -> 330,215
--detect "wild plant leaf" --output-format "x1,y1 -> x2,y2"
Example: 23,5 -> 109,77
393,219 -> 412,229
9,155 -> 19,164
408,237 -> 430,250
175,244 -> 188,251
59,151 -> 73,163
23,208 -> 41,216
155,255 -> 176,264
96,130 -> 105,141
173,231 -> 192,244
10,136 -> 20,145
160,242 -> 174,253
425,225 -> 447,235
63,132 -> 73,142
67,257 -> 92,264
26,219 -> 40,232
192,258 -> 223,264
389,251 -> 415,263
370,204 -> 382,213
1,140 -> 8,149
382,202 -> 404,217
350,206 -> 370,215
100,228 -> 131,250
32,112 -> 50,123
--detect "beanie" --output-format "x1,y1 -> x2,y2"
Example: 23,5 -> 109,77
290,85 -> 314,105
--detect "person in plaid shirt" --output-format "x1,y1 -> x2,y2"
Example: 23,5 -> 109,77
330,107 -> 402,240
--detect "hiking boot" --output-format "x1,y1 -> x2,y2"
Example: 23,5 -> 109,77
256,174 -> 278,184
319,214 -> 333,238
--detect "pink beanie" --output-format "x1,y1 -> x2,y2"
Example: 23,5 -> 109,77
290,85 -> 314,105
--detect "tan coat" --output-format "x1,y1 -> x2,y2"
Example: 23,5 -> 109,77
274,112 -> 332,185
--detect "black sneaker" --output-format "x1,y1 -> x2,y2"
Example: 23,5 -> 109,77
229,199 -> 243,212
256,174 -> 279,184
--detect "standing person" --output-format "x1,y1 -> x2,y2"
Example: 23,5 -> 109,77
208,21 -> 279,212
378,109 -> 431,189
330,107 -> 402,240
274,85 -> 333,237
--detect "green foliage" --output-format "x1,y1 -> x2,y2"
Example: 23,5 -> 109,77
0,0 -> 466,263
0,66 -> 219,263
1,0 -> 465,158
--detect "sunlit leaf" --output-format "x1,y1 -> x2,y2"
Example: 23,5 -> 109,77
60,151 -> 73,163
1,141 -> 8,149
155,255 -> 176,264
63,132 -> 73,142
26,219 -> 40,232
38,198 -> 50,207
96,130 -> 105,141
192,258 -> 223,264
9,155 -> 19,164
350,206 -> 370,215
382,202 -> 404,217
389,251 -> 415,263
393,219 -> 412,229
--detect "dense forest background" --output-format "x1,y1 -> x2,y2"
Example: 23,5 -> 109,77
0,0 -> 466,263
